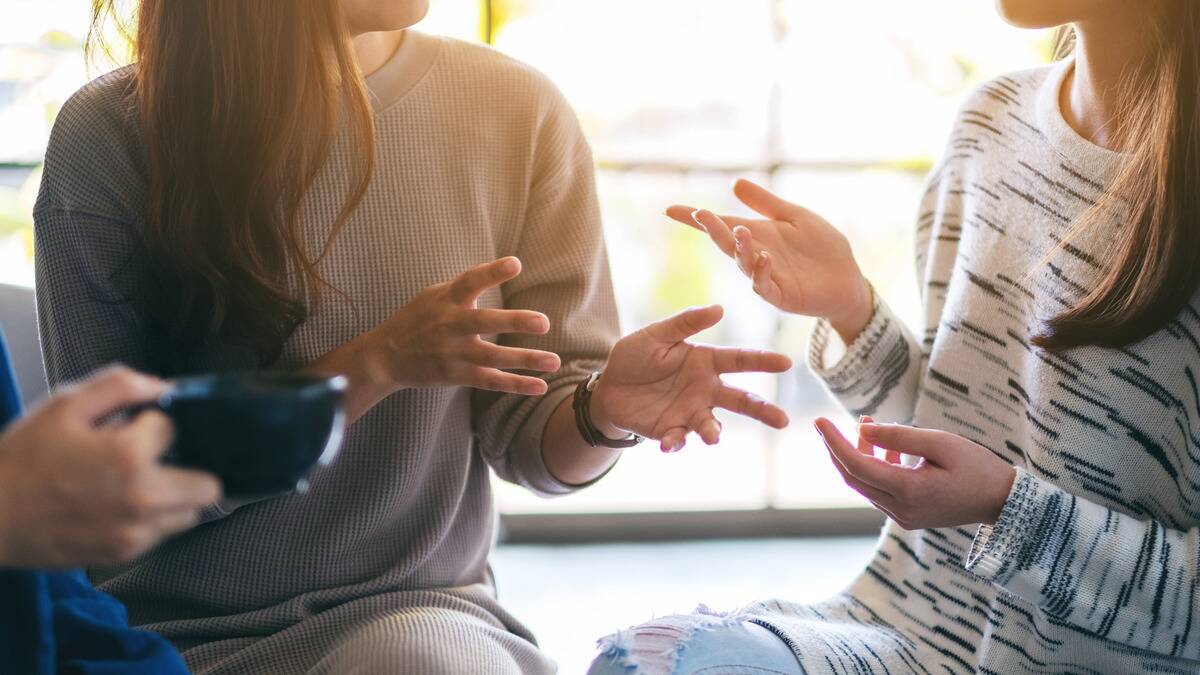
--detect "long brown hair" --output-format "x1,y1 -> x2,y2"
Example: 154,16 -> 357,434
87,0 -> 375,371
1034,4 -> 1200,351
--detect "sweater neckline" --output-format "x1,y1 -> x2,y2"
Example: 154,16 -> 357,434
363,30 -> 442,113
1035,57 -> 1124,180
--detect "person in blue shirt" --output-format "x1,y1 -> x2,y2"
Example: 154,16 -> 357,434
0,330 -> 221,674
0,365 -> 219,569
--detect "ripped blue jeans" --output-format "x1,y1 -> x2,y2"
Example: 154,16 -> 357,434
588,608 -> 802,675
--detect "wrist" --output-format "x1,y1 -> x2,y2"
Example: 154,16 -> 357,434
587,374 -> 626,440
828,275 -> 874,345
983,466 -> 1018,525
315,330 -> 402,402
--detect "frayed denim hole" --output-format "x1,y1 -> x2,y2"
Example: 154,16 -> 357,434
596,609 -> 758,674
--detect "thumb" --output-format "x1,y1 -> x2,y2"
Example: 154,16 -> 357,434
732,179 -> 806,221
64,366 -> 170,425
646,305 -> 724,344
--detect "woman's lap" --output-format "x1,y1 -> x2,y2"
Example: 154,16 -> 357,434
310,603 -> 553,675
589,613 -> 801,675
178,589 -> 554,675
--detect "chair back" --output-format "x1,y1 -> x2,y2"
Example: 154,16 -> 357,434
0,283 -> 48,408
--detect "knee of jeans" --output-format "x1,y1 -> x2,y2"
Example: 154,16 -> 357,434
589,610 -> 752,675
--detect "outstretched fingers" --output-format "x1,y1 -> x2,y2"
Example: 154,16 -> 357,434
448,257 -> 523,305
751,250 -> 783,306
815,418 -> 908,491
660,427 -> 688,453
858,423 -> 955,465
466,367 -> 549,396
825,445 -> 897,511
456,308 -> 550,337
647,305 -> 725,344
689,409 -> 723,446
732,226 -> 760,276
715,386 -> 789,429
732,178 -> 804,221
665,206 -> 758,261
467,341 -> 561,373
711,347 -> 792,374
856,416 -> 875,456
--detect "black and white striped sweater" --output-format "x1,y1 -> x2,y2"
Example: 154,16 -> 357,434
740,58 -> 1200,674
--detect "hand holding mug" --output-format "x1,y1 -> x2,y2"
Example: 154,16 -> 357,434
0,367 -> 221,568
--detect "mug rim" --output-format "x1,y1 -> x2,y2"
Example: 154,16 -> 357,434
164,372 -> 349,401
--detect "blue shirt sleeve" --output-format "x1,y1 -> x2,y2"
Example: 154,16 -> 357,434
0,328 -> 188,674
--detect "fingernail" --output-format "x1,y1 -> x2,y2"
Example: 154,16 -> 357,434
502,258 -> 519,274
523,316 -> 549,332
859,423 -> 879,440
540,357 -> 559,370
858,415 -> 867,423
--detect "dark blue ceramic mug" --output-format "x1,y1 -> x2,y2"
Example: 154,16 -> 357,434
145,373 -> 348,498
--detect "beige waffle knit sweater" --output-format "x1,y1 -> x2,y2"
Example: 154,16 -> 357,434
34,30 -> 617,674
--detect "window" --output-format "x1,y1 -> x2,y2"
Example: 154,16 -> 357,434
0,1 -> 1050,519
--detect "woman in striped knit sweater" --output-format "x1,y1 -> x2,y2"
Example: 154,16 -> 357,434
591,1 -> 1200,674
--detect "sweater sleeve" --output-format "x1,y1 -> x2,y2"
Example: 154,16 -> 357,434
470,79 -> 620,497
806,151 -> 957,424
34,77 -> 256,523
966,467 -> 1200,659
807,294 -> 924,423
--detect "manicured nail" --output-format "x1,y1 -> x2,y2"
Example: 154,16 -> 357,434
523,316 -> 549,332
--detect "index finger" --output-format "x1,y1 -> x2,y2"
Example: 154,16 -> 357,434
664,205 -> 761,232
665,204 -> 705,231
63,366 -> 170,424
815,418 -> 908,490
448,257 -> 523,305
645,305 -> 724,344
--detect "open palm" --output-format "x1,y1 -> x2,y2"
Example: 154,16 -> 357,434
665,179 -> 870,327
592,305 -> 791,452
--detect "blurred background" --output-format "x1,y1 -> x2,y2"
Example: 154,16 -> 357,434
0,0 -> 1051,670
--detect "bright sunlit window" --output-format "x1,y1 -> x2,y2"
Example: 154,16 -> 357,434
0,0 -> 1050,514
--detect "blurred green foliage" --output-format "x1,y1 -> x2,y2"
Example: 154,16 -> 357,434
654,227 -> 712,315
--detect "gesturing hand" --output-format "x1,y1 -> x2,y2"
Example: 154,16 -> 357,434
0,367 -> 222,569
666,179 -> 874,344
590,305 -> 792,452
365,257 -> 561,395
814,418 -> 1017,530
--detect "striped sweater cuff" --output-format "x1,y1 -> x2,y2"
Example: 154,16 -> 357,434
965,466 -> 1042,583
807,295 -> 918,420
